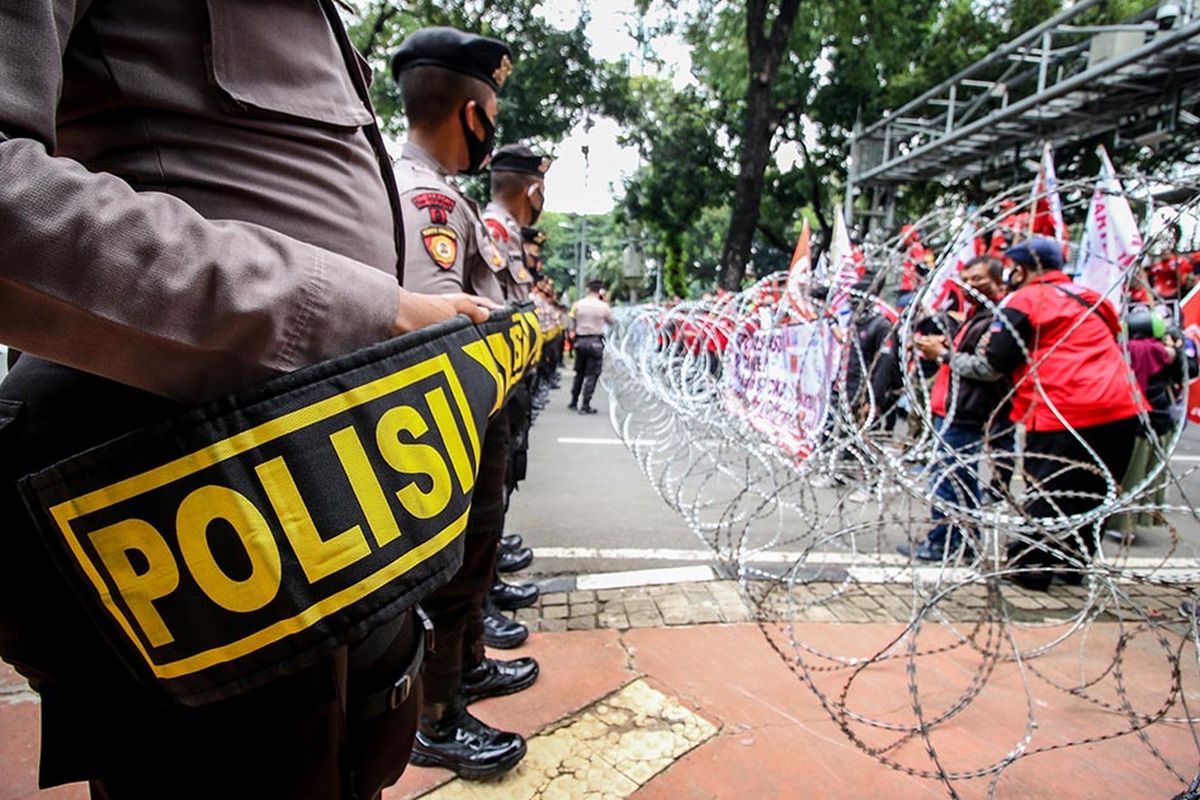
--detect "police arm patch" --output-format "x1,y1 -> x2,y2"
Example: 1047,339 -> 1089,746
422,226 -> 459,270
412,193 -> 457,225
485,218 -> 510,242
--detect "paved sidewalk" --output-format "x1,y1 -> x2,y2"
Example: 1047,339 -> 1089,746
387,585 -> 1197,799
3,578 -> 1196,799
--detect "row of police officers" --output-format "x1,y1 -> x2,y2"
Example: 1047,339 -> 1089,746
0,6 -> 574,798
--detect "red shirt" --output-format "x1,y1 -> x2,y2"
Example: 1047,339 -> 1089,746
995,271 -> 1147,431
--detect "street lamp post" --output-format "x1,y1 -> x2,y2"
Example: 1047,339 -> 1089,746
576,145 -> 591,299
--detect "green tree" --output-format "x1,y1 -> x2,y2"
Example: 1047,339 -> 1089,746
343,1 -> 632,147
620,79 -> 731,299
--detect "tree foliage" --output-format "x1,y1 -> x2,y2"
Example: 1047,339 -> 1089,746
343,1 -> 631,148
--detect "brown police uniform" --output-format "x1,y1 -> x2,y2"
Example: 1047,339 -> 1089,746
394,144 -> 512,708
483,203 -> 535,302
0,2 -> 427,797
395,144 -> 507,303
569,295 -> 615,410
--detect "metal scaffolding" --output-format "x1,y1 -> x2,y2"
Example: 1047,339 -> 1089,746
845,0 -> 1200,232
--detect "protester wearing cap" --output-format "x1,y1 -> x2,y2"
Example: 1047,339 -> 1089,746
950,236 -> 1147,590
391,26 -> 535,779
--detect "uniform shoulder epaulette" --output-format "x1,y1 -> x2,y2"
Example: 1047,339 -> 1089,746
484,217 -> 510,242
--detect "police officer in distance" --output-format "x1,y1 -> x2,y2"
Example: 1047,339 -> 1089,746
567,280 -> 615,414
391,27 -> 537,779
0,3 -> 497,799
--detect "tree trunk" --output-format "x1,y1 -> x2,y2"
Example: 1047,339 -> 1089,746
717,0 -> 802,291
719,85 -> 776,290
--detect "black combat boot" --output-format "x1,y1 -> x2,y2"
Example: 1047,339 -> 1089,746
409,700 -> 526,779
578,405 -> 598,415
460,656 -> 539,705
490,580 -> 539,611
500,533 -> 524,552
497,545 -> 533,573
482,605 -> 529,649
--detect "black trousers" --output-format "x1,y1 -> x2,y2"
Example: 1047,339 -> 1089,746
1017,415 -> 1140,566
0,357 -> 420,800
570,336 -> 604,407
420,408 -> 509,706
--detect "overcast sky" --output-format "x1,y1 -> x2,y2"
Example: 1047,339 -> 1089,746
538,0 -> 696,215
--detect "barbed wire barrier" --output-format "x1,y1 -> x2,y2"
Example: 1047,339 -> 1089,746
603,174 -> 1200,797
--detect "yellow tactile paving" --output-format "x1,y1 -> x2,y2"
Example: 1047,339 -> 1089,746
421,679 -> 718,799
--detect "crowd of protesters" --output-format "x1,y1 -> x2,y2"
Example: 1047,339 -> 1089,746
842,229 -> 1200,591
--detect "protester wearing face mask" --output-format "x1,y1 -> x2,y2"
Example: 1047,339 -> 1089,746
947,237 -> 1146,590
391,28 -> 534,778
905,255 -> 1015,561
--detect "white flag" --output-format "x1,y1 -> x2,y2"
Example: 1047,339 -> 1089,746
924,216 -> 978,313
828,207 -> 858,294
1028,141 -> 1068,247
1076,146 -> 1143,303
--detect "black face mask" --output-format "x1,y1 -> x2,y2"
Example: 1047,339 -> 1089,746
459,103 -> 496,176
528,187 -> 544,225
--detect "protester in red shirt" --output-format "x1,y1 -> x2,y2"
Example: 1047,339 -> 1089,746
952,237 -> 1146,590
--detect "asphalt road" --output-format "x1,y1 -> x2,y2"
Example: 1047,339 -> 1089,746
509,364 -> 1200,581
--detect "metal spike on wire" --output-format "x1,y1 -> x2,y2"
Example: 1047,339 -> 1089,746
603,173 -> 1200,795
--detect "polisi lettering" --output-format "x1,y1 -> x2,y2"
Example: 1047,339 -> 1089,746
86,387 -> 475,650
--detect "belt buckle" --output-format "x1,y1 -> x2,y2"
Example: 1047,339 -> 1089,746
388,674 -> 412,710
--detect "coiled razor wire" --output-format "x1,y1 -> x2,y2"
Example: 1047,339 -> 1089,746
603,174 -> 1200,797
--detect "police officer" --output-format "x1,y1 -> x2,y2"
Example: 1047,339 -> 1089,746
480,153 -> 551,639
391,27 -> 537,778
567,280 -> 616,414
483,145 -> 550,302
0,4 -> 496,799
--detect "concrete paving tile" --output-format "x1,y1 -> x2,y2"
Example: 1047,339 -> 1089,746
568,616 -> 598,631
391,631 -> 635,800
542,593 -> 568,606
624,622 -> 1194,799
598,612 -> 630,630
689,606 -> 721,625
716,603 -> 751,624
571,603 -> 599,617
596,590 -> 624,602
418,681 -> 716,800
569,591 -> 597,604
658,606 -> 693,626
827,603 -> 873,623
539,619 -> 567,633
627,610 -> 663,628
622,599 -> 656,614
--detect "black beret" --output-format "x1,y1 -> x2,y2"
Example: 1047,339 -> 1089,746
492,144 -> 552,176
521,226 -> 547,245
392,27 -> 513,91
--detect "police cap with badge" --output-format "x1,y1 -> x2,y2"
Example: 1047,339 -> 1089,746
391,26 -> 513,89
491,144 -> 553,177
521,226 -> 547,246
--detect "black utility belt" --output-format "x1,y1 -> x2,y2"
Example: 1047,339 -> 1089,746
21,305 -> 543,706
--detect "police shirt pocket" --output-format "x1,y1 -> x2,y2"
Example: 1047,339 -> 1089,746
205,0 -> 374,128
